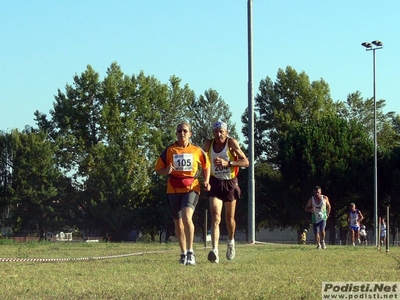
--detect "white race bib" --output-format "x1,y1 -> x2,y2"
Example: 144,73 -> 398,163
173,153 -> 194,171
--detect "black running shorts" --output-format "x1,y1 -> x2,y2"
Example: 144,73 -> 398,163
208,176 -> 241,202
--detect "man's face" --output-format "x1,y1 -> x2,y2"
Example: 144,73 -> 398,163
313,189 -> 321,197
213,128 -> 228,142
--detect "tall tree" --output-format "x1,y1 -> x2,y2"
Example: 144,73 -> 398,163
242,66 -> 336,163
34,63 -> 197,239
34,64 -> 103,179
189,88 -> 238,146
380,146 -> 400,240
253,163 -> 283,230
9,129 -> 61,239
337,91 -> 399,150
0,131 -> 14,232
84,142 -> 149,240
277,115 -> 372,243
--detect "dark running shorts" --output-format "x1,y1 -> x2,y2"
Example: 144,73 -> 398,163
167,191 -> 199,220
313,220 -> 327,235
208,176 -> 241,202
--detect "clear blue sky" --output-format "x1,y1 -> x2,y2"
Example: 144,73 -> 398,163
1,1 -> 399,141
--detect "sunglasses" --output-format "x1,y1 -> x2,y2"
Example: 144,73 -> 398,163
177,129 -> 189,133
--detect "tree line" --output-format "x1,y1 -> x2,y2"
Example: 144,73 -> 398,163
1,63 -> 399,243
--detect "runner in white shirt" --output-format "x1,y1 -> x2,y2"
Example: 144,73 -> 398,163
305,186 -> 331,249
348,203 -> 364,246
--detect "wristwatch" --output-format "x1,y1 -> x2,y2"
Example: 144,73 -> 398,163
229,161 -> 233,167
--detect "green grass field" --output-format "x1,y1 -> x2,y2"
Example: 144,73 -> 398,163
0,240 -> 399,300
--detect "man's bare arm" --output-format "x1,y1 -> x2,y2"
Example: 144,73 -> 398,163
229,138 -> 249,168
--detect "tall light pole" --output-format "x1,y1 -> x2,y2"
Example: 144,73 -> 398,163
247,0 -> 255,244
361,40 -> 383,247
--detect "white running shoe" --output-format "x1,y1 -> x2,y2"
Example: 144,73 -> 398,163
186,251 -> 196,265
226,243 -> 235,260
208,249 -> 219,263
316,244 -> 321,249
322,241 -> 326,249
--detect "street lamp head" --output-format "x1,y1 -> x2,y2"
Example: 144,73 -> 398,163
361,42 -> 372,48
372,40 -> 383,47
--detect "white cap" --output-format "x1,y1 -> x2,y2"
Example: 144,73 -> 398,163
213,121 -> 227,130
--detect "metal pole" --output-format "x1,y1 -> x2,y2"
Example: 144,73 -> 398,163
386,205 -> 389,252
247,0 -> 255,244
361,41 -> 382,248
373,48 -> 378,248
378,217 -> 381,250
